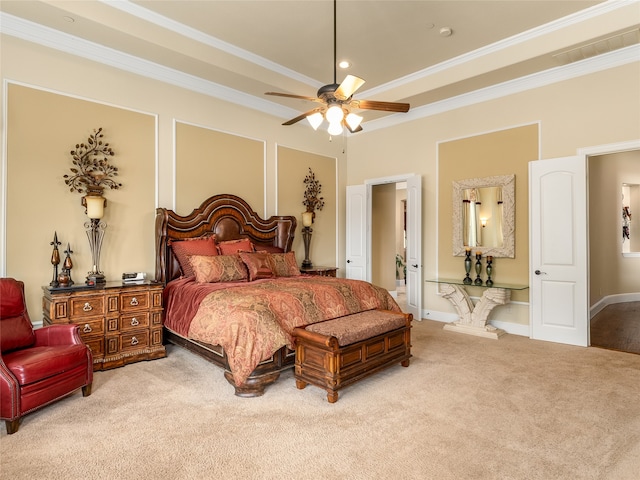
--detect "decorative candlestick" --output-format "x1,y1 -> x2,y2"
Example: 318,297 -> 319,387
49,232 -> 61,287
463,248 -> 472,284
474,251 -> 483,285
485,256 -> 494,286
59,243 -> 74,287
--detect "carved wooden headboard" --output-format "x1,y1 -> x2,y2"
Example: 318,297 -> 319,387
155,194 -> 296,284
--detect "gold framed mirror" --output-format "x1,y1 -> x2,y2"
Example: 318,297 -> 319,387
452,174 -> 515,258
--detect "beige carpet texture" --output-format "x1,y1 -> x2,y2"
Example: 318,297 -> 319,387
1,319 -> 639,480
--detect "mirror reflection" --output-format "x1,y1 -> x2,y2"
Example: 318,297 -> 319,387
453,175 -> 515,258
622,183 -> 639,254
462,186 -> 504,248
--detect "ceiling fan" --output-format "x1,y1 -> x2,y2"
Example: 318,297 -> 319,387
265,0 -> 410,134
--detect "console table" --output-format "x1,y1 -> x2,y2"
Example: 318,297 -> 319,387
426,279 -> 529,339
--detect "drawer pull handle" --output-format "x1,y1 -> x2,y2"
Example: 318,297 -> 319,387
83,324 -> 92,333
82,302 -> 93,312
131,318 -> 139,326
131,336 -> 139,346
130,297 -> 139,306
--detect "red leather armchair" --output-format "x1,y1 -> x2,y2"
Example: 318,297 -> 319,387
0,278 -> 93,434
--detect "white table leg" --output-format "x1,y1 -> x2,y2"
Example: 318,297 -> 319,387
440,283 -> 510,339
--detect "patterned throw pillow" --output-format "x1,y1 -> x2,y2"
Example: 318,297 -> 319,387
188,254 -> 248,283
170,236 -> 217,277
217,238 -> 254,255
270,252 -> 301,277
238,251 -> 276,281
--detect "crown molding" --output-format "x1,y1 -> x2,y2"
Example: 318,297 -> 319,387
100,0 -> 323,89
1,8 -> 638,134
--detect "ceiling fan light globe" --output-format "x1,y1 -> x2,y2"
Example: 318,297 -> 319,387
306,112 -> 323,130
325,104 -> 344,123
346,113 -> 363,130
327,121 -> 343,136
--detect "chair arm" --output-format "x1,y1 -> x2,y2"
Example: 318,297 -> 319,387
34,324 -> 84,347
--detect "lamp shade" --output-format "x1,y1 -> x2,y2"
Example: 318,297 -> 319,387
302,211 -> 313,227
306,112 -> 323,130
346,112 -> 363,131
84,195 -> 105,219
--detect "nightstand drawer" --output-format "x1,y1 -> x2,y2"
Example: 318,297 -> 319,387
120,312 -> 150,331
120,291 -> 150,312
70,296 -> 105,318
76,317 -> 105,338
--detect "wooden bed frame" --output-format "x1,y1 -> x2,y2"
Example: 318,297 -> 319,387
155,194 -> 297,397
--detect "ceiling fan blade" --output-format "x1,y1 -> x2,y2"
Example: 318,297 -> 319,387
334,75 -> 365,101
282,108 -> 323,126
265,92 -> 321,103
350,99 -> 410,113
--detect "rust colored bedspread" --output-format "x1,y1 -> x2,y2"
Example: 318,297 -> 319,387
164,276 -> 399,385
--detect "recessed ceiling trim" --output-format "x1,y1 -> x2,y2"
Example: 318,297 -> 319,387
362,0 -> 633,98
101,0 -> 323,89
2,11 -> 637,134
0,12 -> 299,120
363,44 -> 640,133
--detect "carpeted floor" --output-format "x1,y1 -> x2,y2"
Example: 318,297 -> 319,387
2,319 -> 640,480
591,301 -> 640,355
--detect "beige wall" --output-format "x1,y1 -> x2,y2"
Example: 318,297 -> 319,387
175,123 -> 265,215
589,151 -> 640,305
371,183 -> 396,291
438,124 -> 537,303
276,147 -> 337,268
348,62 -> 640,326
6,84 -> 156,320
1,35 -> 344,319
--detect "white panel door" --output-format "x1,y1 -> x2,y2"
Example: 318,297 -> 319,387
345,184 -> 368,280
405,175 -> 422,320
529,156 -> 588,346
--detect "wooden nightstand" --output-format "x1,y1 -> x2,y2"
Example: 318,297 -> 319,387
42,281 -> 165,370
300,266 -> 338,277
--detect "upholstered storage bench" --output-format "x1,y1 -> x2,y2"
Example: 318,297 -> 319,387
292,309 -> 412,403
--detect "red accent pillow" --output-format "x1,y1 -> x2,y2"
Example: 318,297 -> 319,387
270,252 -> 301,277
170,236 -> 218,277
238,252 -> 276,281
217,238 -> 254,255
188,255 -> 248,283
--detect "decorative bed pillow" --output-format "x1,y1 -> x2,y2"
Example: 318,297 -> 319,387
170,236 -> 218,277
270,252 -> 301,277
239,252 -> 276,281
217,238 -> 254,256
255,244 -> 284,254
188,254 -> 248,283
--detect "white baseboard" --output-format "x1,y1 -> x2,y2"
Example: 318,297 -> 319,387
590,292 -> 640,318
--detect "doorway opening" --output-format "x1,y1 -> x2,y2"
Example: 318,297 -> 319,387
588,148 -> 640,354
371,182 -> 408,312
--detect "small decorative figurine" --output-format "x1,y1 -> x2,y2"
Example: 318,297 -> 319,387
49,232 -> 62,287
474,251 -> 483,286
59,243 -> 74,287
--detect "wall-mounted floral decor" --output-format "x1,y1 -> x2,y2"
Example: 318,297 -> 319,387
63,127 -> 122,195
